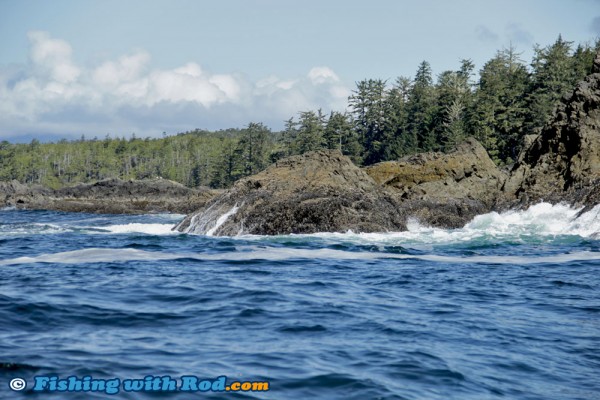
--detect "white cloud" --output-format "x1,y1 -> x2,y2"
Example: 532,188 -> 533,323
92,51 -> 150,87
28,31 -> 80,83
0,32 -> 351,139
308,66 -> 340,84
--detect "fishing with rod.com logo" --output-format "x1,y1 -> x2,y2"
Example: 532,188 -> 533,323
8,375 -> 269,395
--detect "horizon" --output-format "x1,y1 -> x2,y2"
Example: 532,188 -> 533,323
1,0 -> 599,142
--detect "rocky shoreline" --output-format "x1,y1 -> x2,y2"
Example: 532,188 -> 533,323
0,178 -> 219,215
175,53 -> 600,235
3,55 -> 600,234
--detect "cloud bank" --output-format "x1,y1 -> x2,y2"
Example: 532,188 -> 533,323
0,32 -> 350,139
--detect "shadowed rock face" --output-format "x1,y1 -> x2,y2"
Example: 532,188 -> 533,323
502,52 -> 600,209
175,150 -> 407,235
0,178 -> 218,214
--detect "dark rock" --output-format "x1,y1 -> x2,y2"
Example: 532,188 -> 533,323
366,137 -> 507,228
1,178 -> 219,214
176,139 -> 507,235
175,150 -> 407,235
502,54 -> 600,209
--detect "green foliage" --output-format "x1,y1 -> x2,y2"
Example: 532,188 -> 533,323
2,35 -> 596,188
470,46 -> 530,163
0,128 -> 275,189
407,61 -> 437,152
349,79 -> 387,164
293,110 -> 326,154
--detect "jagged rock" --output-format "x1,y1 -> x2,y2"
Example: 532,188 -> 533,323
175,150 -> 407,235
366,137 -> 507,228
502,53 -> 600,208
1,178 -> 218,214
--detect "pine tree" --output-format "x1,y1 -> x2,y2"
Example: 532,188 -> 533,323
291,110 -> 325,154
235,122 -> 270,177
524,35 -> 575,135
471,47 -> 529,163
349,79 -> 388,164
384,76 -> 412,157
433,59 -> 474,152
407,61 -> 436,152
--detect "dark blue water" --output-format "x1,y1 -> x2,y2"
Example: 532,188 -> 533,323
1,207 -> 599,399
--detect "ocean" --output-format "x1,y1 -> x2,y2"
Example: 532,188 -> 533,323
0,203 -> 599,399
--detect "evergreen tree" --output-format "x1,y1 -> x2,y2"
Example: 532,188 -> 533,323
349,79 -> 388,164
471,47 -> 529,163
384,76 -> 413,157
210,139 -> 239,188
525,35 -> 575,134
293,110 -> 326,154
236,122 -> 270,177
407,61 -> 437,152
572,40 -> 599,78
433,59 -> 474,151
271,117 -> 297,161
323,111 -> 345,150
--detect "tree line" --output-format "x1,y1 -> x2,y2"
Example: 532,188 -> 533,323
0,36 -> 598,189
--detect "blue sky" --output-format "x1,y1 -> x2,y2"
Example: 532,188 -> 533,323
1,0 -> 599,140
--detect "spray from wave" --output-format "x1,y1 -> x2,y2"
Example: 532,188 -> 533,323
97,223 -> 178,235
1,203 -> 599,242
237,203 -> 600,245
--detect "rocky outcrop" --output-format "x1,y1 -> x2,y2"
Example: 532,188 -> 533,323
366,138 -> 507,228
176,139 -> 508,235
0,180 -> 51,207
1,178 -> 218,214
175,151 -> 407,235
502,52 -> 600,209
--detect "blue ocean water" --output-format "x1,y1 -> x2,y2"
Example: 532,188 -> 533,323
0,204 -> 599,400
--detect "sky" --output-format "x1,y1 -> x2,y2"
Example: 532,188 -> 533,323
0,0 -> 599,141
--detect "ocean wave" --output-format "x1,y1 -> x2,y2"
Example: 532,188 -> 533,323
237,203 -> 600,245
1,246 -> 599,266
95,223 -> 178,235
0,222 -> 71,236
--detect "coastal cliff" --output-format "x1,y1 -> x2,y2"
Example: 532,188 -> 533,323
502,52 -> 600,210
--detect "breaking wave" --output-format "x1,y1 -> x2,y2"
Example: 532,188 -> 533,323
97,223 -> 178,235
239,203 -> 600,245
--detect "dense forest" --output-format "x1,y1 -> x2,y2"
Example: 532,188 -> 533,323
1,36 -> 598,189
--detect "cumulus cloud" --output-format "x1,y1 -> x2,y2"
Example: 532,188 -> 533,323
28,31 -> 81,83
0,32 -> 350,139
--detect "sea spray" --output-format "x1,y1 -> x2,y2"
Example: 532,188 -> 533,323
206,205 -> 239,236
176,202 -> 241,235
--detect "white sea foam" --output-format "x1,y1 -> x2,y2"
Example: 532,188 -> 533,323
1,246 -> 599,266
238,203 -> 600,245
206,205 -> 239,236
98,223 -> 178,235
0,222 -> 71,236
